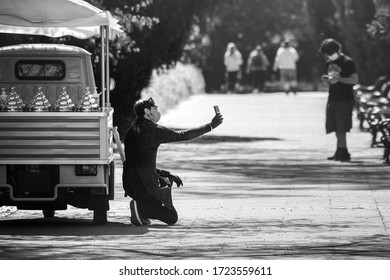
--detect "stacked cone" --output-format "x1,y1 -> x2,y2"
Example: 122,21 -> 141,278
0,87 -> 26,112
28,87 -> 51,112
76,87 -> 100,112
53,87 -> 75,112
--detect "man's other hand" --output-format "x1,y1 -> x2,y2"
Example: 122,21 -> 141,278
169,174 -> 183,187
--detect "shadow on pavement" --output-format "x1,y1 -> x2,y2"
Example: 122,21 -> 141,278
131,219 -> 390,259
187,135 -> 283,143
161,143 -> 390,195
0,217 -> 149,236
1,217 -> 389,259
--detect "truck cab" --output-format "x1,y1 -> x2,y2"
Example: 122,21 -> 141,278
0,44 -> 115,224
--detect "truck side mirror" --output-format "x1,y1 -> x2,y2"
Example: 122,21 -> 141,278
109,78 -> 116,91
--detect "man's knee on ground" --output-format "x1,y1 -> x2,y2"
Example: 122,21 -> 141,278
166,211 -> 178,225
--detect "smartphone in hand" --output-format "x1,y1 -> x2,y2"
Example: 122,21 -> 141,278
214,105 -> 220,115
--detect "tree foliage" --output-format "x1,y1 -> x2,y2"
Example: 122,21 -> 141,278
325,0 -> 381,83
306,0 -> 390,83
186,0 -> 390,90
368,0 -> 390,42
105,0 -> 213,134
185,0 -> 320,91
3,0 -> 390,132
0,0 -> 213,134
366,0 -> 390,81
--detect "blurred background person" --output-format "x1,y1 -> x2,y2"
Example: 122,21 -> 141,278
246,44 -> 269,93
224,42 -> 243,93
273,40 -> 299,94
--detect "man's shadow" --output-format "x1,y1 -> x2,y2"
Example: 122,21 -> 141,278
0,217 -> 170,236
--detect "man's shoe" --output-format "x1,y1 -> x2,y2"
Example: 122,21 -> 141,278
337,148 -> 351,162
130,200 -> 144,226
327,148 -> 340,160
141,218 -> 151,225
340,154 -> 351,162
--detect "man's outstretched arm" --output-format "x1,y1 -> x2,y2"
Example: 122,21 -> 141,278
157,114 -> 223,144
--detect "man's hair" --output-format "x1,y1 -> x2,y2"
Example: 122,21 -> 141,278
319,38 -> 342,55
133,98 -> 156,118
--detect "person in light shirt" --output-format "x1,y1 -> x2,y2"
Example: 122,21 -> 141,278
273,41 -> 299,94
224,42 -> 243,93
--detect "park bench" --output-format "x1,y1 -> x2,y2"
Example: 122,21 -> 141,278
353,75 -> 388,96
366,106 -> 389,147
353,76 -> 390,162
355,80 -> 390,130
378,118 -> 390,163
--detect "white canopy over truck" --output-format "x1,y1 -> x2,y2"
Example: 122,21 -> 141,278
0,0 -> 123,224
0,0 -> 122,39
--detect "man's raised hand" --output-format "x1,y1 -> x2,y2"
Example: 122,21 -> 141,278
211,114 -> 224,129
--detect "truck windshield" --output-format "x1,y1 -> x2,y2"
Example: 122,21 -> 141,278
16,60 -> 65,80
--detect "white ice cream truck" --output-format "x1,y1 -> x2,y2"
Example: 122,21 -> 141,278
0,0 -> 123,224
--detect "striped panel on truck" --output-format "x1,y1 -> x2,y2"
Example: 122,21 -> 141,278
0,116 -> 100,159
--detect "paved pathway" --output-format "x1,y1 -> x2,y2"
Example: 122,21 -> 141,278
155,92 -> 390,259
1,92 -> 390,260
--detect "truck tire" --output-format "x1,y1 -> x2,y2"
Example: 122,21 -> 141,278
43,210 -> 55,218
93,210 -> 107,225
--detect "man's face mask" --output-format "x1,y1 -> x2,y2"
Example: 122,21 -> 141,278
145,97 -> 161,123
147,106 -> 161,123
328,53 -> 339,61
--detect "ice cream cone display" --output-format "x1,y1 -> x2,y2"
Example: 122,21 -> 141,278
0,87 -> 7,103
0,88 -> 7,109
53,87 -> 75,112
1,87 -> 26,112
27,87 -> 51,112
76,87 -> 100,112
92,87 -> 101,108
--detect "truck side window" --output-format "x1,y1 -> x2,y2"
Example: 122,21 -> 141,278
15,60 -> 65,80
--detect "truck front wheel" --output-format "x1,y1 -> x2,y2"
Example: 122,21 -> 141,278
93,210 -> 107,225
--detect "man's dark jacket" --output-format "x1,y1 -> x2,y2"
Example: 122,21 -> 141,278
123,117 -> 211,210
